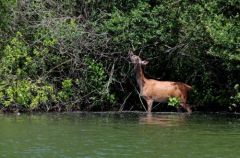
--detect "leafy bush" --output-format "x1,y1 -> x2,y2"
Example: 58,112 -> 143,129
0,0 -> 239,112
0,80 -> 55,110
101,1 -> 178,51
231,84 -> 240,108
168,97 -> 180,107
57,79 -> 73,102
84,58 -> 116,107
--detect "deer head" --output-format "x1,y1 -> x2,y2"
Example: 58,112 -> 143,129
129,51 -> 149,65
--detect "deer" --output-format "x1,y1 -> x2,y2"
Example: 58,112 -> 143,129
129,51 -> 192,113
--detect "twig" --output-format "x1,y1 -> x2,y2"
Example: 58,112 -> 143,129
129,106 -> 134,111
119,92 -> 132,112
43,59 -> 72,79
105,61 -> 115,93
152,103 -> 161,110
70,89 -> 97,105
134,86 -> 147,112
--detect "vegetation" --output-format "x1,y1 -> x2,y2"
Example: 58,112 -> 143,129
168,97 -> 181,108
0,0 -> 239,112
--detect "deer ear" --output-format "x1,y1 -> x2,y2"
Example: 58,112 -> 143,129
128,50 -> 134,56
141,60 -> 149,65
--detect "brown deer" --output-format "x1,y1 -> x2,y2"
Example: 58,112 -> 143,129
129,51 -> 192,113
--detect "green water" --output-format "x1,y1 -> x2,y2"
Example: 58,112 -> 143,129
1,112 -> 240,158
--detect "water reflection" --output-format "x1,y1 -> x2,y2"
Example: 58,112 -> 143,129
139,113 -> 188,127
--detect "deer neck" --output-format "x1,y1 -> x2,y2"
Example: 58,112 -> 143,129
134,64 -> 146,92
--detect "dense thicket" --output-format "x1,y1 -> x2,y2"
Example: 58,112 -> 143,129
0,0 -> 239,112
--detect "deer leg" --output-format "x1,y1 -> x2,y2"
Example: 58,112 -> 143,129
146,99 -> 153,113
185,104 -> 192,113
180,103 -> 192,113
179,96 -> 192,113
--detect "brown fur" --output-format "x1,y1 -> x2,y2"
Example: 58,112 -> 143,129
129,52 -> 192,113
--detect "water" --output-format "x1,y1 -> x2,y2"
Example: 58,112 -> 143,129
1,112 -> 240,158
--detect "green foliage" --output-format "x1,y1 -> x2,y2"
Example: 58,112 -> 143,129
0,30 -> 71,110
204,1 -> 240,61
100,0 -> 239,110
0,80 -> 55,110
0,0 -> 239,112
231,84 -> 240,107
85,58 -> 107,89
168,97 -> 181,107
84,57 -> 116,106
0,32 -> 29,77
0,31 -> 58,79
57,79 -> 73,102
0,0 -> 16,29
102,1 -> 178,50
